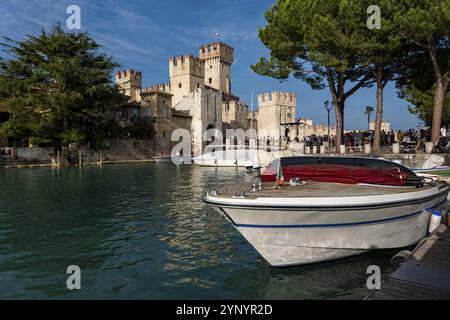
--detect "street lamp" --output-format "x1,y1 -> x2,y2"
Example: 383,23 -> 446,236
324,100 -> 333,143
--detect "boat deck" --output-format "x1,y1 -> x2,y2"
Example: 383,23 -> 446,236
215,181 -> 431,198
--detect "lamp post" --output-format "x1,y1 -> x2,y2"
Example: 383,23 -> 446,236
324,100 -> 332,143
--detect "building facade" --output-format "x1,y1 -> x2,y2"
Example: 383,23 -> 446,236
256,92 -> 297,140
115,41 -> 254,155
370,121 -> 391,132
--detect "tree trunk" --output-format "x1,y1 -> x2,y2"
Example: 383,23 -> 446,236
431,80 -> 448,144
334,101 -> 344,153
428,36 -> 449,145
373,65 -> 384,153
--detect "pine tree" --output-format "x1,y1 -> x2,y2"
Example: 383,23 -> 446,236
251,0 -> 373,152
0,24 -> 123,147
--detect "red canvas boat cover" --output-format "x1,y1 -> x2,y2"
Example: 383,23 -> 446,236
261,164 -> 408,186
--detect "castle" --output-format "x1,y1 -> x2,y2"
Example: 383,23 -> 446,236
113,41 -> 300,155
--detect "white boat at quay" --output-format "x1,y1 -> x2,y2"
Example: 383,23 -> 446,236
205,156 -> 450,267
193,148 -> 257,167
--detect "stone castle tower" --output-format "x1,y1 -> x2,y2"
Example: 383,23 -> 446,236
169,54 -> 205,106
115,70 -> 142,102
257,92 -> 297,139
199,42 -> 234,94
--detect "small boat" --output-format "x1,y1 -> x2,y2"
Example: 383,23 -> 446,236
193,149 -> 256,167
414,166 -> 450,175
413,155 -> 449,175
204,156 -> 450,267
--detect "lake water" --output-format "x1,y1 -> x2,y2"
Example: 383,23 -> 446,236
0,163 -> 396,299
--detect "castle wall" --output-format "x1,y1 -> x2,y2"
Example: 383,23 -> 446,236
222,100 -> 249,132
370,121 -> 391,132
115,44 -> 299,156
292,123 -> 337,140
180,88 -> 222,156
115,70 -> 142,102
257,92 -> 297,140
169,55 -> 205,106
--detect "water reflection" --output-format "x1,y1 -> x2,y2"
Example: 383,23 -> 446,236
0,164 -> 394,299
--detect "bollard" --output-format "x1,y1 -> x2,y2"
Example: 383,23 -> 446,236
340,145 -> 346,154
249,139 -> 256,150
299,142 -> 305,153
364,144 -> 371,154
225,139 -> 231,151
425,142 -> 433,154
305,146 -> 311,154
320,146 -> 326,154
312,146 -> 317,154
392,143 -> 400,154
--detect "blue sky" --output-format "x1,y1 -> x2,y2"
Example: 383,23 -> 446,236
0,0 -> 421,129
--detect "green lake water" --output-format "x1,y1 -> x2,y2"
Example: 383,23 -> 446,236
0,163 -> 397,299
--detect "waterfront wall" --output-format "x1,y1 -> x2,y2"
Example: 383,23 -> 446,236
0,139 -> 158,166
2,141 -> 450,168
16,147 -> 54,162
62,139 -> 157,165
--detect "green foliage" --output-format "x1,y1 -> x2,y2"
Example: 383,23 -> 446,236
251,0 -> 371,88
365,106 -> 374,115
0,118 -> 29,139
393,0 -> 450,141
127,120 -> 156,139
102,119 -> 156,140
28,136 -> 42,145
0,24 -> 123,146
404,85 -> 450,127
251,0 -> 376,147
59,128 -> 86,144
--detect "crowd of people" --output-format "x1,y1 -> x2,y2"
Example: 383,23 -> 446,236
299,127 -> 450,153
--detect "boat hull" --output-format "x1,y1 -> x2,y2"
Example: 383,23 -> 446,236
208,186 -> 449,267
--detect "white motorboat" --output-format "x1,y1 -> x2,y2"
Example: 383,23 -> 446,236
193,149 -> 256,167
205,156 -> 450,267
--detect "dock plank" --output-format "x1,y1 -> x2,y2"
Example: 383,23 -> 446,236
368,278 -> 450,300
367,224 -> 450,300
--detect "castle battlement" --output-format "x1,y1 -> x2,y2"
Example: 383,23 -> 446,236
258,91 -> 296,108
199,42 -> 234,64
169,54 -> 204,78
143,82 -> 171,94
115,69 -> 142,82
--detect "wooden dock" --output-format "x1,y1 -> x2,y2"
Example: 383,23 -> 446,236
367,224 -> 450,300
